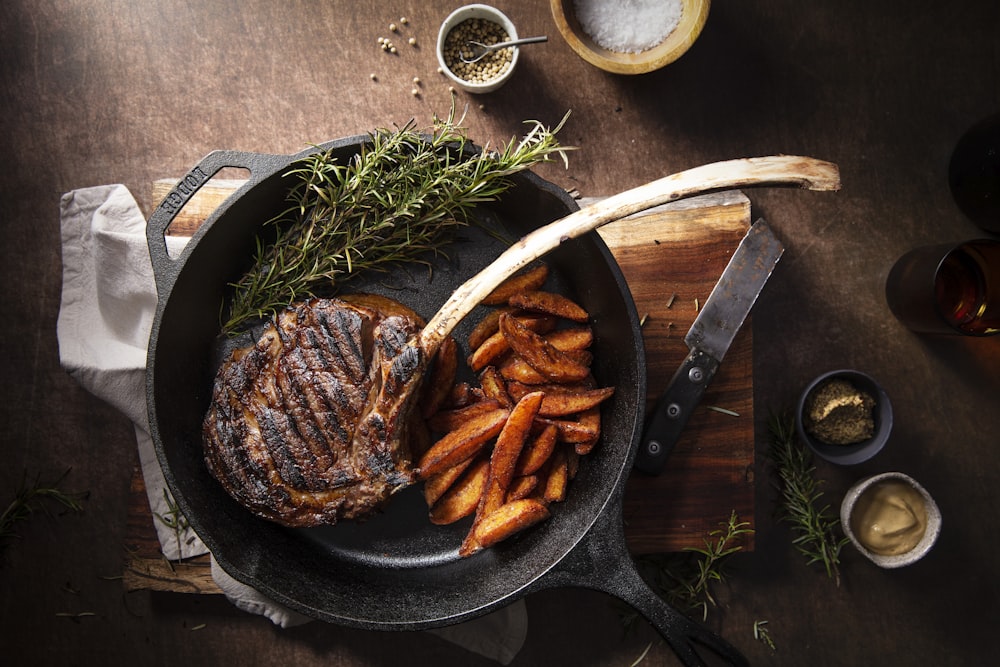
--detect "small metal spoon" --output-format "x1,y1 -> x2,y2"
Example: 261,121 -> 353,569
459,36 -> 548,63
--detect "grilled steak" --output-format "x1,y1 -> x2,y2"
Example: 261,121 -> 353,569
203,297 -> 425,527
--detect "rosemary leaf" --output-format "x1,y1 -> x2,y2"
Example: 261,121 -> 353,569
624,511 -> 753,629
1,469 -> 87,563
766,410 -> 849,585
224,108 -> 572,333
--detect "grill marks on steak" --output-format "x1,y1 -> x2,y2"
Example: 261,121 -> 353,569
203,297 -> 424,527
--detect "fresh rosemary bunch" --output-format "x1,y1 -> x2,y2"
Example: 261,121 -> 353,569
223,108 -> 571,333
767,411 -> 849,585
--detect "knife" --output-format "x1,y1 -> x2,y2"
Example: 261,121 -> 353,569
633,218 -> 784,475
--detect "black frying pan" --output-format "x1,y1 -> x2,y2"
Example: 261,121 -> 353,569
145,137 -> 748,666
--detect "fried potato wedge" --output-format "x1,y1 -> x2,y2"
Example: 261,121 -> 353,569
479,366 -> 514,408
499,313 -> 591,383
480,391 -> 544,518
508,290 -> 589,323
417,408 -> 509,479
461,498 -> 551,557
574,407 -> 602,455
468,315 -> 557,371
514,422 -> 558,476
467,307 -> 513,351
543,326 -> 594,351
534,416 -> 600,444
429,458 -> 490,525
423,456 -> 476,508
536,386 -> 615,418
427,398 -> 502,433
506,475 -> 539,502
481,264 -> 549,305
542,445 -> 569,503
498,351 -> 593,385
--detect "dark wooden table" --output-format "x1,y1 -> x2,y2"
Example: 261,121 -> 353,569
2,1 -> 998,665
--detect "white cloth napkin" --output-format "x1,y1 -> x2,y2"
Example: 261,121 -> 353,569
56,184 -> 528,662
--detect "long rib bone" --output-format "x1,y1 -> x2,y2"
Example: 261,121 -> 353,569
419,155 -> 841,353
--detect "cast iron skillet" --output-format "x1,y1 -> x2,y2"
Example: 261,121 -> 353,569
145,137 -> 747,666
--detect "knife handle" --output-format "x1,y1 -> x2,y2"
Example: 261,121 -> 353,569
634,348 -> 720,475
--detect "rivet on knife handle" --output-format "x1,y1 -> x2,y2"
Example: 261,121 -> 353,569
634,349 -> 720,475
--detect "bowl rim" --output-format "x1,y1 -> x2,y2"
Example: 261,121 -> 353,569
795,369 -> 893,465
436,4 -> 520,93
550,0 -> 711,75
839,471 -> 942,568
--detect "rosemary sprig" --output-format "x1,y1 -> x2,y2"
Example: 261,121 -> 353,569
153,488 -> 192,556
753,619 -> 776,650
625,511 -> 753,629
223,107 -> 571,332
766,411 -> 849,585
1,469 -> 87,563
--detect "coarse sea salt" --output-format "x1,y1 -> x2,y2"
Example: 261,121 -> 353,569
573,0 -> 683,54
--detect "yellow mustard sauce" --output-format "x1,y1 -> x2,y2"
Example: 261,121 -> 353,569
850,481 -> 928,556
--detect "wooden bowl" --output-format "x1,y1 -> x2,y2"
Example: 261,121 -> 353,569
550,0 -> 710,74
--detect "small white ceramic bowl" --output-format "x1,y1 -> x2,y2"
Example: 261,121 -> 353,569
437,4 -> 520,94
840,472 -> 942,568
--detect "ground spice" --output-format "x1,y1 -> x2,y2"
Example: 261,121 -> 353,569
573,0 -> 683,53
803,378 -> 876,445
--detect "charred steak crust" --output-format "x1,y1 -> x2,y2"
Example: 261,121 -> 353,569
203,297 -> 423,527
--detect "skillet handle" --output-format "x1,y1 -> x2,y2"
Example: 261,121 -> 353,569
145,149 -> 287,296
532,502 -> 749,667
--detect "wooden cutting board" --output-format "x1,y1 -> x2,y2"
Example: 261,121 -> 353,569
123,181 -> 755,593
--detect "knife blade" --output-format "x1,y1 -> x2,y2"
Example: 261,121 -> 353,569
633,218 -> 784,475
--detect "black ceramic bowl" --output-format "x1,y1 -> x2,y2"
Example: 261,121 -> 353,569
795,369 -> 892,465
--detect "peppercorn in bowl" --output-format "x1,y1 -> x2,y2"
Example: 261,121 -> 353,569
437,4 -> 520,93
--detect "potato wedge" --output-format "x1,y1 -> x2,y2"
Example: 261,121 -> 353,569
479,366 -> 514,408
467,307 -> 512,351
514,422 -> 558,476
574,407 -> 602,455
427,398 -> 501,433
536,386 -> 615,418
534,416 -> 600,444
508,290 -> 589,323
498,351 -> 591,385
461,498 -> 550,557
429,458 -> 490,525
481,264 -> 549,305
542,444 -> 569,503
480,391 -> 544,518
543,326 -> 594,351
423,455 -> 476,508
499,313 -> 590,383
505,475 -> 539,502
468,315 -> 557,371
417,408 -> 509,479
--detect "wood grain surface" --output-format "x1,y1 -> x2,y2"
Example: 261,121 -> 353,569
125,179 -> 754,592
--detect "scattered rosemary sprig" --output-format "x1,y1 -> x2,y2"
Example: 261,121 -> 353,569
1,469 -> 87,563
766,411 -> 849,585
223,107 -> 571,332
625,511 -> 753,630
753,619 -> 776,650
153,488 -> 192,556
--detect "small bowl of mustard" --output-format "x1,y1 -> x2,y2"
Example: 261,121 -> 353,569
840,472 -> 942,568
796,369 -> 892,465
